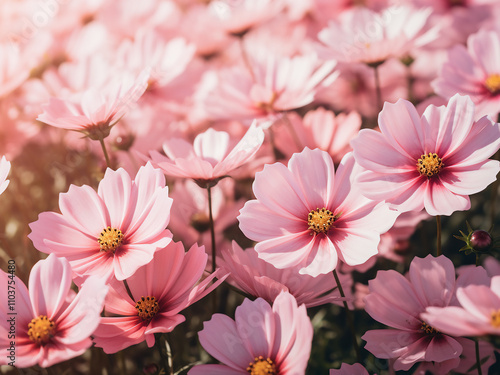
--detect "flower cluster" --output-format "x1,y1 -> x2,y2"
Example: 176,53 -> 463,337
1,0 -> 500,374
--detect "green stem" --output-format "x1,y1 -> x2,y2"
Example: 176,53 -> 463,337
436,215 -> 442,256
332,269 -> 361,363
476,253 -> 481,267
475,339 -> 483,375
98,137 -> 111,168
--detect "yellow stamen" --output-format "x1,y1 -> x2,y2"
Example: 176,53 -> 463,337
28,315 -> 56,345
308,208 -> 337,234
246,356 -> 277,375
420,321 -> 439,335
98,226 -> 123,253
135,296 -> 160,321
485,74 -> 500,95
491,310 -> 500,328
417,153 -> 443,177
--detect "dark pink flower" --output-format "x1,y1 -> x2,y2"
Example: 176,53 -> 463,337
92,241 -> 227,353
362,255 -> 488,373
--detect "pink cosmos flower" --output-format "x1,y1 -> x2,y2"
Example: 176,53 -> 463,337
422,275 -> 500,337
318,5 -> 436,65
37,68 -> 150,140
362,255 -> 488,373
0,254 -> 108,368
433,29 -> 500,119
238,148 -> 399,277
0,155 -> 11,195
188,291 -> 312,375
117,30 -> 196,91
28,163 -> 173,282
330,363 -> 371,375
220,241 -> 353,308
201,52 -> 337,122
273,108 -> 362,163
92,241 -> 226,353
148,121 -> 264,186
351,94 -> 500,216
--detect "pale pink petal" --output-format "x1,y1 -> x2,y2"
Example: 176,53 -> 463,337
54,276 -> 108,345
29,254 -> 73,320
198,314 -> 254,370
408,255 -> 455,308
97,168 -> 133,230
424,335 -> 462,363
287,147 -> 334,209
377,99 -> 425,160
58,185 -> 108,236
423,180 -> 470,216
235,298 -> 275,360
440,160 -> 500,196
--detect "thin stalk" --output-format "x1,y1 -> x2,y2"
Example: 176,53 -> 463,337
123,279 -> 134,301
332,269 -> 361,363
98,137 -> 111,168
207,185 -> 217,312
475,339 -> 483,375
165,334 -> 174,375
476,253 -> 481,267
207,186 -> 216,273
373,65 -> 383,112
489,150 -> 500,227
155,333 -> 172,375
436,215 -> 442,256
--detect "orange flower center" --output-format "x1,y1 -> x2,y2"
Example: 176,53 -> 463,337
420,321 -> 439,335
491,310 -> 500,328
417,153 -> 443,177
247,356 -> 277,375
485,74 -> 500,95
135,296 -> 160,321
98,227 -> 123,253
28,315 -> 56,345
308,208 -> 337,234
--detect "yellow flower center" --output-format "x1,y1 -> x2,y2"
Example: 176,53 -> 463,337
135,296 -> 160,321
98,227 -> 123,253
28,315 -> 56,345
485,74 -> 500,95
420,321 -> 439,335
417,153 -> 443,177
491,310 -> 500,328
308,208 -> 336,234
246,356 -> 277,375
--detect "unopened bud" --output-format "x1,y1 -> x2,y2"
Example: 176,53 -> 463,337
470,230 -> 492,250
